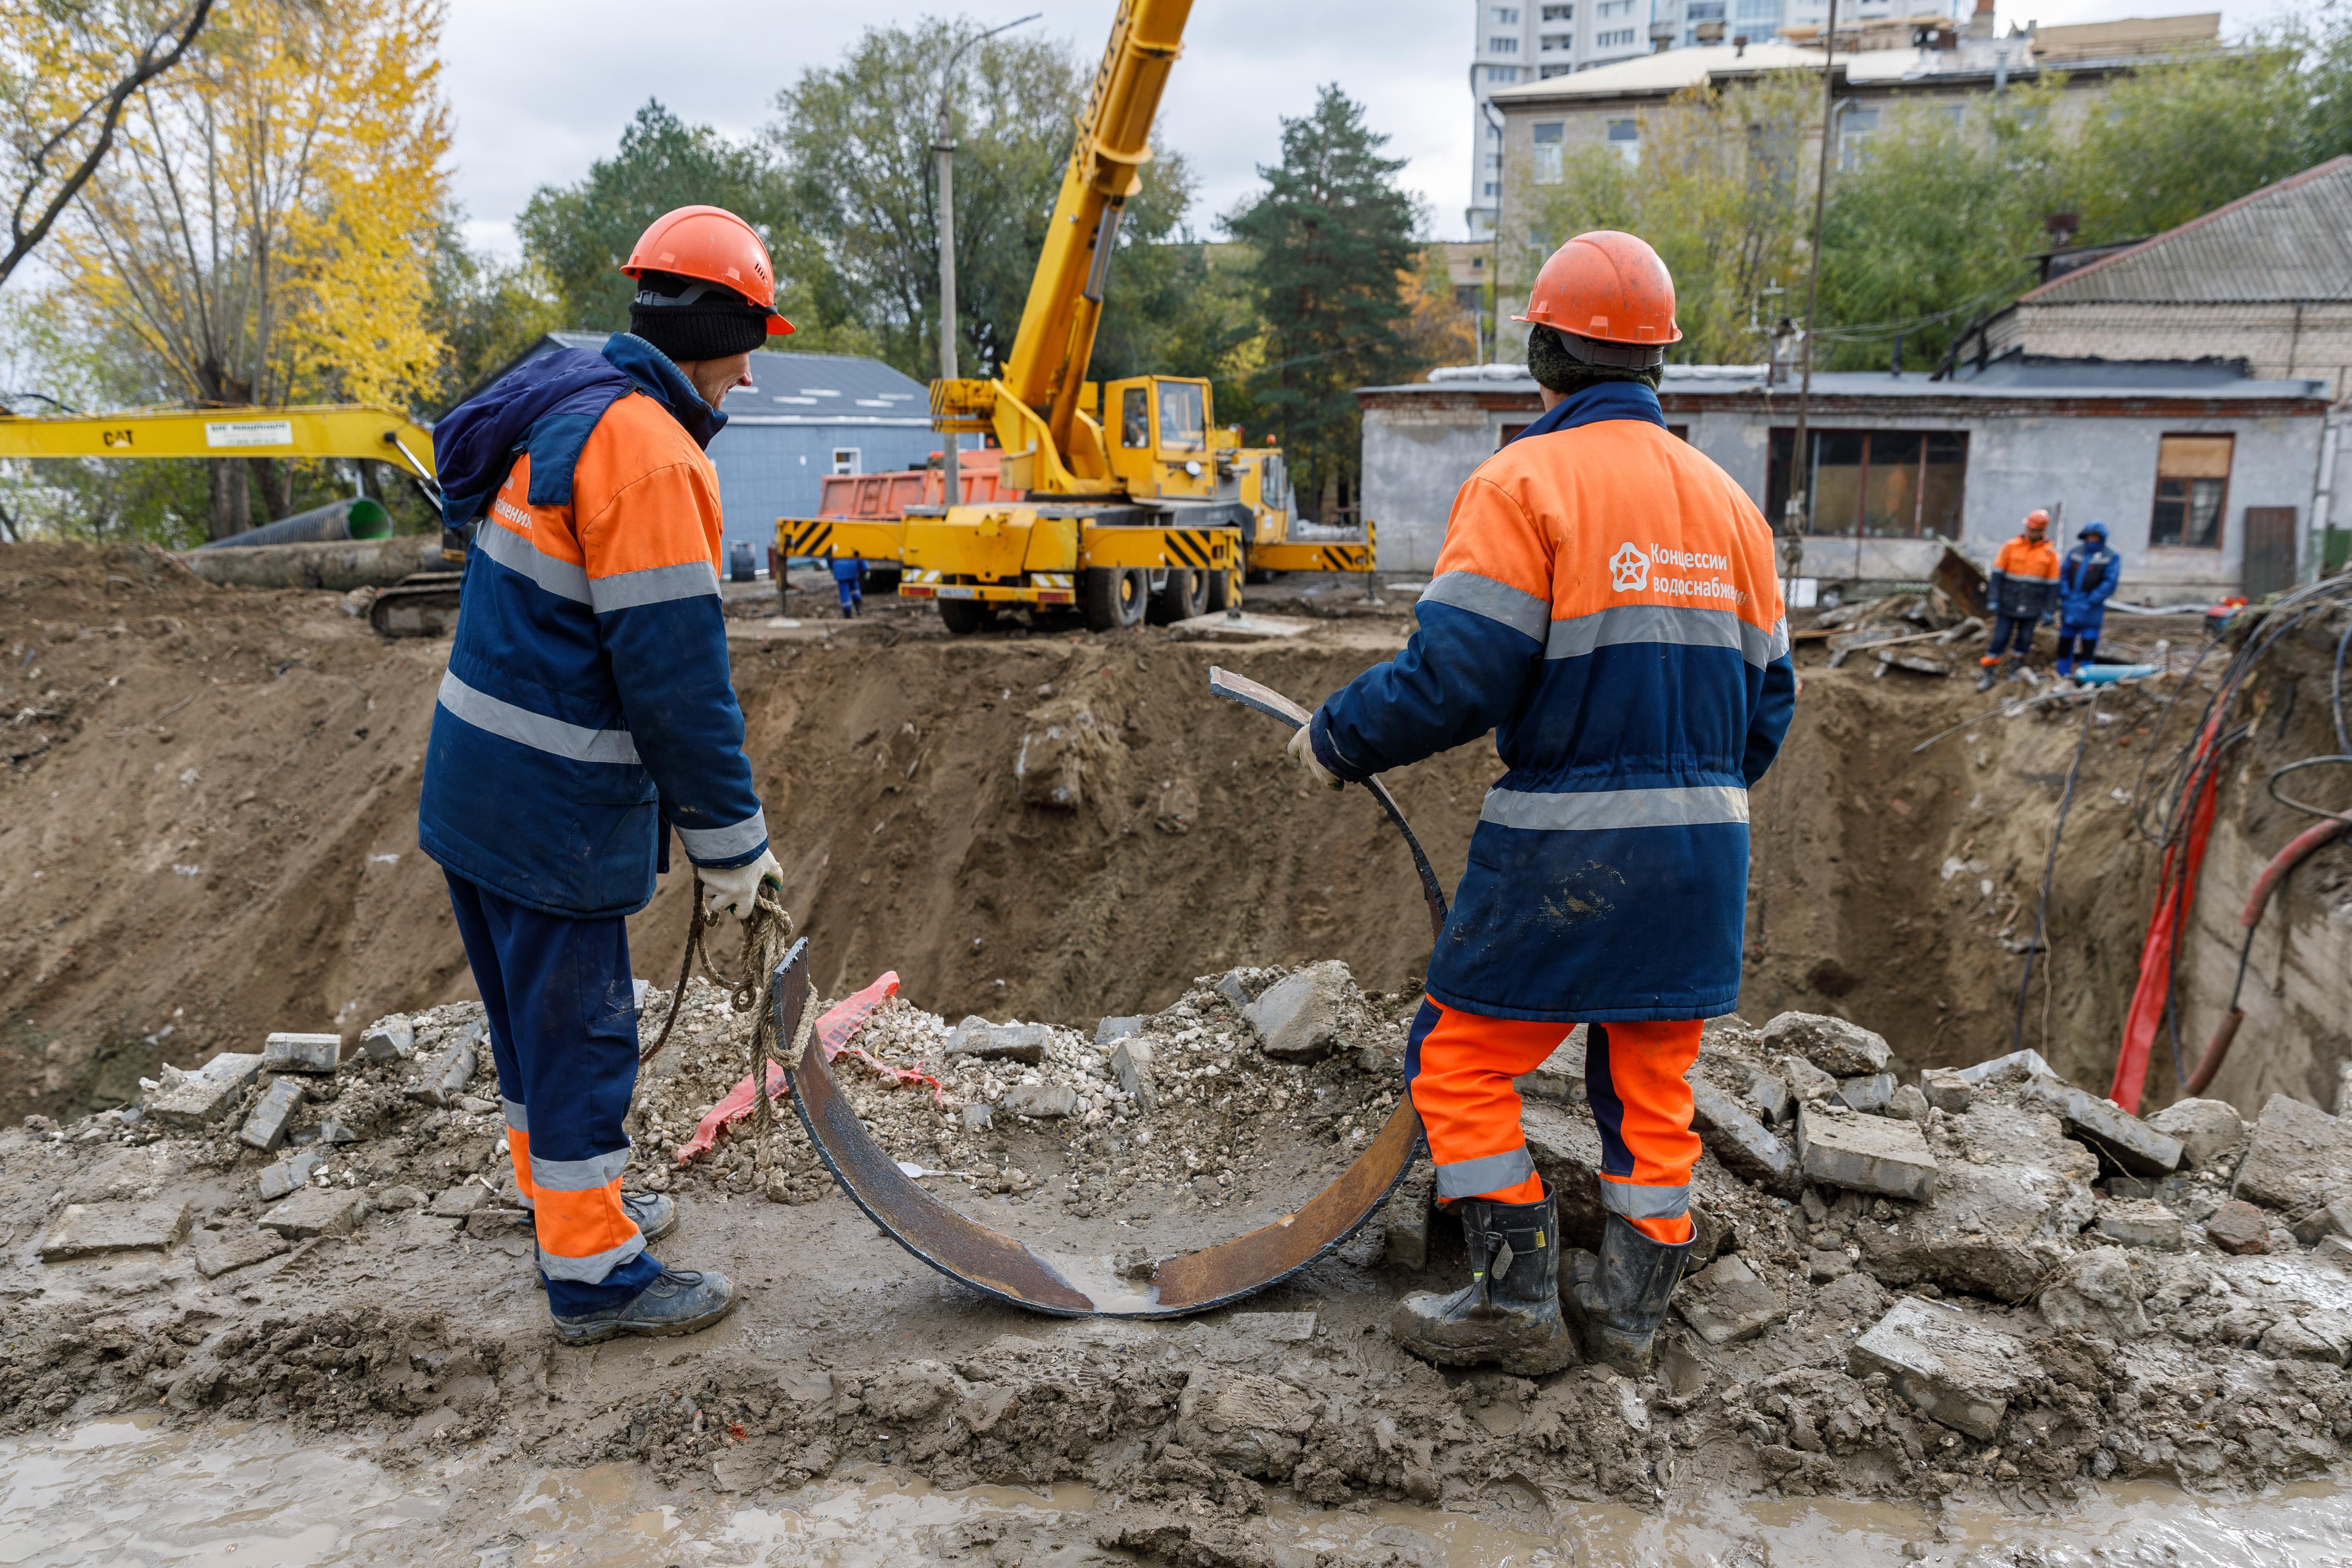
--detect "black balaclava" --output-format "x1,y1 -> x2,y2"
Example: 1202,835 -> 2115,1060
1526,325 -> 1663,396
628,269 -> 769,363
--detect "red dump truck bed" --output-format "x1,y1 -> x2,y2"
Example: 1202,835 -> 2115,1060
816,449 -> 1006,519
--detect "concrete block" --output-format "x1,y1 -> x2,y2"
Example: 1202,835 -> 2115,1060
1920,1069 -> 1972,1114
1746,1071 -> 1791,1125
1213,970 -> 1262,1008
1796,1104 -> 1938,1203
192,1226 -> 291,1278
237,1076 -> 307,1152
1111,1038 -> 1158,1113
1780,1054 -> 1837,1104
1888,1083 -> 1930,1125
1852,1103 -> 2096,1302
2233,1095 -> 2352,1213
2097,1199 -> 2184,1250
2315,1234 -> 2352,1271
1839,1074 -> 1896,1116
1674,1252 -> 1785,1346
1848,1297 -> 2031,1441
1000,1083 -> 1079,1119
2205,1199 -> 2271,1255
2016,1078 -> 2182,1177
1095,1015 -> 1144,1049
1955,1049 -> 2053,1088
2038,1246 -> 2155,1338
430,1184 -> 491,1217
142,1052 -> 264,1128
1383,1162 -> 1438,1270
2146,1097 -> 2247,1171
1690,1079 -> 1801,1195
945,1017 -> 1051,1066
258,1147 -> 326,1202
373,1185 -> 426,1211
406,1025 -> 481,1106
259,1186 -> 367,1239
959,1102 -> 993,1133
1761,1012 -> 1891,1076
39,1197 -> 192,1260
358,1014 -> 414,1061
261,1031 -> 341,1073
2259,1313 -> 2352,1366
1241,960 -> 1354,1063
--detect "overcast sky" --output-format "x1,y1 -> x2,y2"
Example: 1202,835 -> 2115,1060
441,0 -> 2300,261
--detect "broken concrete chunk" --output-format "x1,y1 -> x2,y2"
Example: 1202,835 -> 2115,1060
39,1197 -> 193,1261
2097,1199 -> 2185,1251
1111,1037 -> 1158,1113
945,1018 -> 1050,1066
237,1076 -> 307,1152
141,1051 -> 264,1128
192,1226 -> 291,1279
1920,1069 -> 1972,1114
1848,1296 -> 2030,1441
959,1102 -> 994,1134
1955,1048 -> 2053,1088
2016,1078 -> 2182,1177
2146,1097 -> 2247,1171
318,1117 -> 364,1145
1000,1083 -> 1079,1119
358,1014 -> 414,1061
2038,1246 -> 2155,1338
1761,1012 -> 1891,1077
406,1026 -> 481,1107
1674,1252 -> 1786,1346
1780,1055 -> 1838,1103
258,1146 -> 326,1202
1746,1070 -> 1791,1125
2259,1313 -> 2352,1366
1383,1163 -> 1438,1270
261,1031 -> 340,1073
1212,970 -> 1263,1009
1796,1103 -> 1937,1203
1888,1083 -> 1930,1125
1690,1080 -> 1801,1195
259,1186 -> 367,1239
1838,1074 -> 1896,1116
1241,960 -> 1354,1063
2204,1199 -> 2272,1255
430,1184 -> 491,1217
2315,1234 -> 2352,1272
1853,1102 -> 2095,1302
1094,1016 -> 1144,1048
2232,1094 -> 2352,1214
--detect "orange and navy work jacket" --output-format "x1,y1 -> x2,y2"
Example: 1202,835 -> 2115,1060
1309,381 -> 1795,1022
420,335 -> 766,918
1989,532 -> 2061,622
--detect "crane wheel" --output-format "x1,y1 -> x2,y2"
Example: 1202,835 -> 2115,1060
1146,568 -> 1210,625
1204,563 -> 1239,614
1081,567 -> 1148,632
938,598 -> 990,635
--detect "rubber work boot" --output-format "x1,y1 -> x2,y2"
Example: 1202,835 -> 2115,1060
1390,1191 -> 1578,1375
1566,1212 -> 1693,1377
1976,656 -> 1999,693
550,1265 -> 739,1347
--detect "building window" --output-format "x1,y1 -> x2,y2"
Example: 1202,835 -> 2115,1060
1483,181 -> 1502,197
1607,117 -> 1640,164
1542,2 -> 1573,14
1734,0 -> 1784,24
1542,62 -> 1574,75
1542,31 -> 1572,49
1838,107 -> 1880,168
2151,434 -> 2232,548
1121,388 -> 1150,448
1493,4 -> 1520,18
1490,35 -> 1520,52
1598,28 -> 1640,47
1765,428 -> 1970,539
1533,120 -> 1565,183
830,447 -> 861,475
1485,64 -> 1522,81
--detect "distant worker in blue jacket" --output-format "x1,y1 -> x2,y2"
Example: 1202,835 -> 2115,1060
2054,521 -> 2120,678
421,205 -> 791,1348
831,554 -> 866,618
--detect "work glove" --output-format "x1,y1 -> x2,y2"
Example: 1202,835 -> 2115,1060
1288,723 -> 1344,792
699,848 -> 784,923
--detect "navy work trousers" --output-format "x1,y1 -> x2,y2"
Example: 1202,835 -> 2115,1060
1986,613 -> 2038,660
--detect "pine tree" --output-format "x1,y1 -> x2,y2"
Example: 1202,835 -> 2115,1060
1224,85 -> 1420,525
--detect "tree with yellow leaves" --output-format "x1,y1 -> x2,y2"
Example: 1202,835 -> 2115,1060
54,0 -> 450,537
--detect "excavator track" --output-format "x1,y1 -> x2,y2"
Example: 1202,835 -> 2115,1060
367,570 -> 463,638
780,666 -> 1442,1317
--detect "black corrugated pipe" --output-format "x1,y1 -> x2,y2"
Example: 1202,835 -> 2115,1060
194,496 -> 391,550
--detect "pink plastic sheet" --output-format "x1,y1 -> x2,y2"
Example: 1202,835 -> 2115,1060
676,971 -> 939,1163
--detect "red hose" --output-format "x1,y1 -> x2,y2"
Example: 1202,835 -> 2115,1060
2110,714 -> 2225,1113
2241,818 -> 2350,927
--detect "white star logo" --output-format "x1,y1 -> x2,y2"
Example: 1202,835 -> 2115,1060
1609,542 -> 1651,593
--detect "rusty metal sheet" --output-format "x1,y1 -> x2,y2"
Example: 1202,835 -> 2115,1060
782,668 -> 1439,1317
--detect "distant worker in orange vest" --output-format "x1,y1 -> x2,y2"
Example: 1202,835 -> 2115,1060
1979,509 -> 2061,691
1288,233 -> 1795,1375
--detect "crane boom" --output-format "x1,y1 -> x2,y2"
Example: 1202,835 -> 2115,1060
0,404 -> 438,481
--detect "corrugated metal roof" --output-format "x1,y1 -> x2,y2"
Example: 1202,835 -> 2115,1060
2022,157 -> 2352,305
540,332 -> 930,421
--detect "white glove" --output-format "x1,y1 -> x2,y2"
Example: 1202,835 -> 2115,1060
699,848 -> 784,922
1288,723 -> 1344,792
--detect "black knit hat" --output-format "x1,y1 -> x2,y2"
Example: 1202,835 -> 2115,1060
1526,325 -> 1662,394
628,269 -> 770,363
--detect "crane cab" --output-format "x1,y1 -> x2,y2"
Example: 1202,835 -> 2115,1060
1103,377 -> 1218,501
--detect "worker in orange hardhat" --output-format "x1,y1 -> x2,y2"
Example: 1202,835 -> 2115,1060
1978,508 -> 2061,691
423,206 -> 793,1346
1288,232 -> 1794,1375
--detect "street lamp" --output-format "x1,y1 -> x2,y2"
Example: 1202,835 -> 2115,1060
936,12 -> 1040,507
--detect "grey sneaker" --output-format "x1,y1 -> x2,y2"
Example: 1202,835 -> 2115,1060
550,1266 -> 739,1346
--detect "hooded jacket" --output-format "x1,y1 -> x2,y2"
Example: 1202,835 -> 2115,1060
418,333 -> 766,918
2059,531 -> 2121,629
1308,380 -> 1795,1022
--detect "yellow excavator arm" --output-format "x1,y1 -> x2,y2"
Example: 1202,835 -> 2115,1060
0,404 -> 437,483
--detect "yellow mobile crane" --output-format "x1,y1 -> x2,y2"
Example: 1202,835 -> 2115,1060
779,0 -> 1372,634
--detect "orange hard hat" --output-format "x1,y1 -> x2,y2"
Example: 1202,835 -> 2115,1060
622,206 -> 793,336
2025,509 -> 2050,530
1515,230 -> 1681,366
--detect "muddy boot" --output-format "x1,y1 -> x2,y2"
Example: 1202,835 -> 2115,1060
1390,1192 -> 1577,1375
1566,1213 -> 1692,1377
1976,657 -> 1999,693
550,1265 -> 739,1347
621,1190 -> 676,1243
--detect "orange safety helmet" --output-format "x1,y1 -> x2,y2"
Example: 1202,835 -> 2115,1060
622,206 -> 793,336
1515,230 -> 1681,369
2024,509 -> 2050,532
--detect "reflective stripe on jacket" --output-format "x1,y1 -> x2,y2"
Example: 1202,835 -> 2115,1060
1989,534 -> 2061,621
419,334 -> 767,919
1309,380 -> 1795,1022
2058,542 -> 2120,628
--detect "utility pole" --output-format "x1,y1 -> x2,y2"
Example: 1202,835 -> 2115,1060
936,14 -> 1039,507
1785,0 -> 1838,591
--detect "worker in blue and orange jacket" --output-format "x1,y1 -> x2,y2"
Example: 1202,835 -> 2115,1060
1289,232 -> 1796,1376
421,206 -> 791,1347
1978,509 -> 2061,690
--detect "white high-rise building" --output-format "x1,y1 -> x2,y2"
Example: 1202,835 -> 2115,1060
1468,0 -> 1656,235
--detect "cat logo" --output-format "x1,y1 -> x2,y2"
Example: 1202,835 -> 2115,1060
1608,541 -> 1650,593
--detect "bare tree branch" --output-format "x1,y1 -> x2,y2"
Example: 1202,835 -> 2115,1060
1,0 -> 216,287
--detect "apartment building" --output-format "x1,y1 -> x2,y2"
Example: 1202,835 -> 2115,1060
1468,0 -> 1660,234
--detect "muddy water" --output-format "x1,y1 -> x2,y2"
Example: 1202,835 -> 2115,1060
6,1418 -> 2351,1567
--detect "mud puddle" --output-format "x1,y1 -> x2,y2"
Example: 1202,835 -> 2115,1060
6,1416 -> 2350,1566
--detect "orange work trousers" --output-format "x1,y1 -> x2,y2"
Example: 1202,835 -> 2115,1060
1405,998 -> 1702,1245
